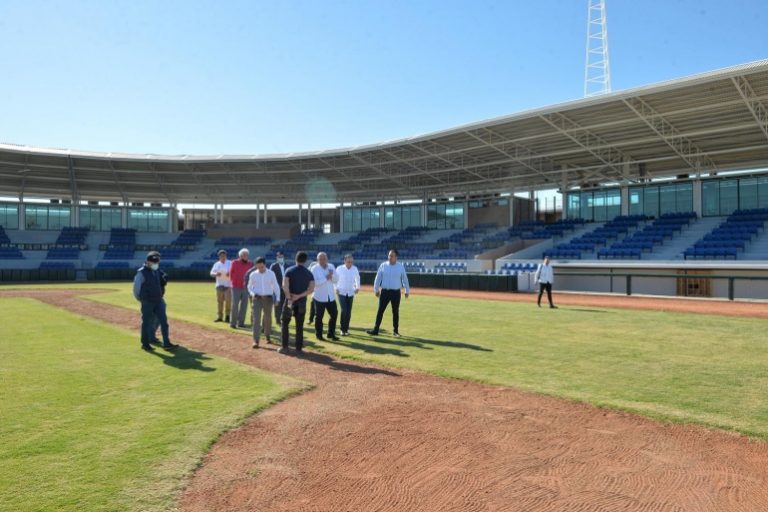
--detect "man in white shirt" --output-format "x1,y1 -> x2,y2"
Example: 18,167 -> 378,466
247,256 -> 281,348
534,256 -> 557,309
335,254 -> 360,336
209,249 -> 232,323
311,252 -> 339,341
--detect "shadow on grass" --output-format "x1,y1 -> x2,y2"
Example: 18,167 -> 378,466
346,327 -> 492,352
297,349 -> 401,377
306,337 -> 410,357
560,308 -> 611,314
149,346 -> 216,372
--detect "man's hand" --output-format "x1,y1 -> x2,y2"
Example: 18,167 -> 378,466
216,272 -> 222,276
375,290 -> 380,298
405,293 -> 410,299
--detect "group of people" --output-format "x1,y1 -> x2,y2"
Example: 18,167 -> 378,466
203,247 -> 409,354
132,247 -> 555,354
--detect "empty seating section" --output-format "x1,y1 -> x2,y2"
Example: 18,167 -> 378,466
96,261 -> 130,269
525,218 -> 586,239
684,208 -> 768,260
545,215 -> 648,259
598,212 -> 696,259
433,262 -> 467,273
39,261 -> 76,270
104,228 -> 136,260
0,226 -> 11,244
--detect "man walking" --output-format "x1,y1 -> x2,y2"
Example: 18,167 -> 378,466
229,248 -> 253,328
534,256 -> 557,309
307,260 -> 318,325
247,256 -> 281,348
270,250 -> 287,329
336,254 -> 360,336
311,252 -> 339,341
280,251 -> 315,355
367,249 -> 410,337
133,251 -> 178,351
209,249 -> 232,323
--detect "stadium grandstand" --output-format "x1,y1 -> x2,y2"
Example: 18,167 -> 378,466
1,59 -> 768,299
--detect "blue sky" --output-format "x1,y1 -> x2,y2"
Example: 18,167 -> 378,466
0,0 -> 766,155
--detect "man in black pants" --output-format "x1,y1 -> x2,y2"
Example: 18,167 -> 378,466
534,256 -> 557,309
311,252 -> 339,341
366,249 -> 410,337
280,251 -> 315,355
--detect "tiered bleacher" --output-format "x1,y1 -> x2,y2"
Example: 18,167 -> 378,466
545,215 -> 647,259
0,226 -> 23,260
684,208 -> 768,259
489,262 -> 539,275
101,228 -> 136,266
597,212 -> 696,259
433,262 -> 467,273
524,218 -> 586,239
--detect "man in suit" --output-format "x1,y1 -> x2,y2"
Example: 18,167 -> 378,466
270,250 -> 287,335
534,256 -> 557,309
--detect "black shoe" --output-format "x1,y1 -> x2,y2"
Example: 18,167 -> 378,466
162,342 -> 179,350
308,320 -> 314,325
295,348 -> 304,356
366,329 -> 379,336
238,323 -> 246,328
252,341 -> 260,349
537,303 -> 541,308
550,305 -> 558,309
329,335 -> 340,341
214,318 -> 223,322
141,344 -> 155,352
277,347 -> 289,354
150,338 -> 161,345
230,324 -> 237,329
225,316 -> 230,323
316,334 -> 326,341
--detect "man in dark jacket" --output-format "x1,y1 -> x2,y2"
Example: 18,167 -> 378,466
270,251 -> 287,329
133,251 -> 178,352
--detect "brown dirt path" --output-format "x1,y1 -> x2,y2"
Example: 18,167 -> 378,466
5,288 -> 768,512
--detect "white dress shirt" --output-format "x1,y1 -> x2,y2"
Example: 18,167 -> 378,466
535,263 -> 554,284
247,268 -> 281,300
311,263 -> 338,302
210,260 -> 232,287
335,264 -> 360,296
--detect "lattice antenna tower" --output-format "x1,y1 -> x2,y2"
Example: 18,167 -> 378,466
584,0 -> 612,97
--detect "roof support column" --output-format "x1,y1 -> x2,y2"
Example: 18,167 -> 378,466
18,190 -> 25,231
121,205 -> 127,228
256,203 -> 260,229
263,203 -> 268,225
693,178 -> 703,218
508,191 -> 515,226
298,203 -> 303,228
620,186 -> 629,216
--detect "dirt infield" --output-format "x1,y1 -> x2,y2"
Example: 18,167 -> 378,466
6,288 -> 768,512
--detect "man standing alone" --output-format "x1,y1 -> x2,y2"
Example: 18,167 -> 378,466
335,254 -> 360,336
133,251 -> 178,351
367,249 -> 410,337
311,252 -> 339,341
534,256 -> 557,309
247,257 -> 281,348
229,248 -> 253,328
209,249 -> 231,323
280,251 -> 315,355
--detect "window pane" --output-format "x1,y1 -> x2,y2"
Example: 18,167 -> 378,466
628,187 -> 643,216
659,185 -> 676,215
580,192 -> 592,221
676,182 -> 693,213
0,203 -> 19,230
759,177 -> 768,209
702,181 -> 720,216
567,193 -> 580,219
739,178 -> 758,210
719,180 -> 738,215
25,205 -> 48,230
644,186 -> 659,217
593,191 -> 606,221
605,189 -> 621,220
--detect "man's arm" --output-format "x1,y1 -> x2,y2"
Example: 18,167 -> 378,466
132,272 -> 144,301
373,266 -> 383,295
534,265 -> 541,283
210,263 -> 219,278
353,268 -> 360,293
401,267 -> 410,297
247,271 -> 256,297
330,265 -> 339,284
282,275 -> 291,301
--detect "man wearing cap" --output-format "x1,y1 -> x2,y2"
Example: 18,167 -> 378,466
209,249 -> 232,323
133,251 -> 178,351
229,248 -> 253,329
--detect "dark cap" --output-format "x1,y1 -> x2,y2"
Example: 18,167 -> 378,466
146,251 -> 161,262
217,249 -> 228,256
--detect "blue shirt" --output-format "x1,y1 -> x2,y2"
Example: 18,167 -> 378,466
284,264 -> 314,304
373,261 -> 410,294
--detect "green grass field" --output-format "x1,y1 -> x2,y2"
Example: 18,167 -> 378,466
3,281 -> 768,511
0,297 -> 301,512
78,281 -> 768,439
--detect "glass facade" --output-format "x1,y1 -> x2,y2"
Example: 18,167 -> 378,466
0,203 -> 19,230
342,207 -> 381,232
628,182 -> 693,217
127,208 -> 169,232
701,176 -> 768,216
384,205 -> 421,230
24,204 -> 71,230
566,188 -> 620,221
80,206 -> 123,231
427,203 -> 464,229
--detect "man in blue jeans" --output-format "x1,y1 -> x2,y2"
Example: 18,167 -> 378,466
133,251 -> 179,352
